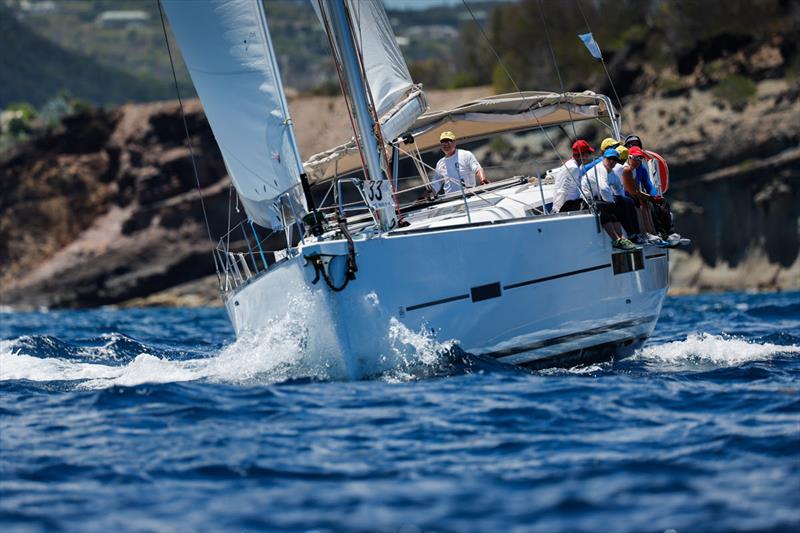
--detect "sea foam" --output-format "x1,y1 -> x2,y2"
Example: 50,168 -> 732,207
0,314 -> 455,388
634,332 -> 800,367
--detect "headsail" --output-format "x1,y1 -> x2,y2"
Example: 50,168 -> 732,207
161,0 -> 305,229
313,0 -> 428,145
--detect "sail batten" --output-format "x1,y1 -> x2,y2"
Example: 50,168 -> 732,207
161,0 -> 305,229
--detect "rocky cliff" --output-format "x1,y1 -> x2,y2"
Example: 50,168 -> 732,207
0,78 -> 797,308
0,100 -> 228,308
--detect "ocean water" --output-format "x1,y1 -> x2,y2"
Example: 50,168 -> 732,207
1,292 -> 799,532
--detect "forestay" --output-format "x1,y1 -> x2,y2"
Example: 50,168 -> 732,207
162,0 -> 306,229
313,0 -> 427,146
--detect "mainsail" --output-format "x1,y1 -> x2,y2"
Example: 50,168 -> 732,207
313,0 -> 427,150
161,0 -> 306,229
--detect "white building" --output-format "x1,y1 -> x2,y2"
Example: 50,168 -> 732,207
95,10 -> 150,29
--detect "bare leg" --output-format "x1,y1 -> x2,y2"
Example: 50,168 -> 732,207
636,206 -> 657,234
602,223 -> 622,241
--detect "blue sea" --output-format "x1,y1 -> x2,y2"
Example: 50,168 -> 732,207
1,292 -> 799,532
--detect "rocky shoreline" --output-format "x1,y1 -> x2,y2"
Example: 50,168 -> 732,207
0,81 -> 797,309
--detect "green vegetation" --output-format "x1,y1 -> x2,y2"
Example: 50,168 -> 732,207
0,92 -> 92,152
457,0 -> 799,94
0,3 -> 183,109
488,135 -> 514,158
712,75 -> 758,108
1,0 -> 796,113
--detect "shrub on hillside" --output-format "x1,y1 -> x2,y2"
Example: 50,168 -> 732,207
712,75 -> 757,108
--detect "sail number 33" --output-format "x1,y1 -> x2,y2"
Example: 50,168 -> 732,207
363,180 -> 397,230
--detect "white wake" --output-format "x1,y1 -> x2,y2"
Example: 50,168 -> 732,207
0,317 -> 454,389
633,332 -> 800,368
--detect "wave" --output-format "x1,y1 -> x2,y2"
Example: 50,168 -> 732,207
0,316 -> 465,388
633,332 -> 800,368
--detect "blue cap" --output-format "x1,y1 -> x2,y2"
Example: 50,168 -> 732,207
603,148 -> 620,159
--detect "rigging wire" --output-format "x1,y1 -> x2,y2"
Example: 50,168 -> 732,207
537,0 -> 579,142
459,0 -> 569,170
157,0 -> 221,283
460,0 -> 592,211
574,0 -> 624,113
344,1 -> 404,220
224,182 -> 234,277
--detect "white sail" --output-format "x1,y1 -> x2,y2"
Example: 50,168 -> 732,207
162,0 -> 305,229
314,0 -> 427,143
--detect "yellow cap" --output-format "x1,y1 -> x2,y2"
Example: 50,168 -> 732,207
616,145 -> 629,161
439,131 -> 456,142
600,137 -> 621,152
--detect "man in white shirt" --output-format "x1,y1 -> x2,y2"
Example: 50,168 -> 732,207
431,131 -> 488,195
579,148 -> 635,250
552,139 -> 593,212
580,152 -> 615,203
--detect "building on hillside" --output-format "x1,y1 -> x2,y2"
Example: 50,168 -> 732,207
95,10 -> 150,29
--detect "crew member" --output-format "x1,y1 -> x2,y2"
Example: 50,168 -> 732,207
431,131 -> 488,196
552,139 -> 593,212
581,148 -> 636,250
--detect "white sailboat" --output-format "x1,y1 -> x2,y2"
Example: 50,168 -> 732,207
161,0 -> 669,375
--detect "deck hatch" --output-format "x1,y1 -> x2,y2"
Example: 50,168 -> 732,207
471,282 -> 501,302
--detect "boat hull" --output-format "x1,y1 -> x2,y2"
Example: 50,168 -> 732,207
225,213 -> 668,375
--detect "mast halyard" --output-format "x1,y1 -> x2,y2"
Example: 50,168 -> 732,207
319,0 -> 397,230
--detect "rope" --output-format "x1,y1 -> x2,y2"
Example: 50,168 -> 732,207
157,1 -> 221,282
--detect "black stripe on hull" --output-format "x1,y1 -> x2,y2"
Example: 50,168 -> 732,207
503,264 -> 610,291
485,315 -> 657,359
406,263 -> 613,313
406,294 -> 470,312
517,336 -> 648,370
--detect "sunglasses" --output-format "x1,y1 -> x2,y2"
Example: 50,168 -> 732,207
440,139 -> 454,144
630,156 -> 643,162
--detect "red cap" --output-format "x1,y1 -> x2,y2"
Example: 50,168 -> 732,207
571,139 -> 594,154
627,146 -> 650,159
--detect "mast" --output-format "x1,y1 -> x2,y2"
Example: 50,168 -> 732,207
320,0 -> 385,183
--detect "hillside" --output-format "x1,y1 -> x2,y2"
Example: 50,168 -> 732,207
1,0 -> 503,109
0,1 -> 798,308
0,5 -> 179,108
0,75 -> 797,310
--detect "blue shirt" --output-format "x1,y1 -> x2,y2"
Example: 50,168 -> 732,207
578,157 -> 602,176
622,163 -> 657,198
634,164 -> 657,195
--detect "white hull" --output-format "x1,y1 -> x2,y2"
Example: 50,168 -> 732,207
224,204 -> 668,375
